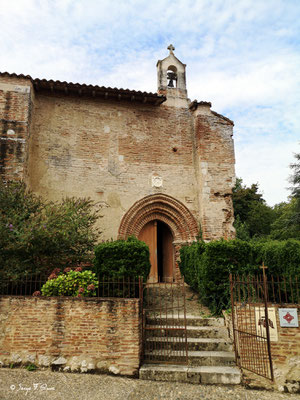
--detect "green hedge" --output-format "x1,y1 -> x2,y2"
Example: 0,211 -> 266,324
180,239 -> 300,315
179,241 -> 205,291
93,236 -> 151,281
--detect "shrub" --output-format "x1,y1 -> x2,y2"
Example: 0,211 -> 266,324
179,241 -> 205,291
94,236 -> 150,281
0,179 -> 101,281
179,238 -> 300,315
196,239 -> 254,314
41,268 -> 98,297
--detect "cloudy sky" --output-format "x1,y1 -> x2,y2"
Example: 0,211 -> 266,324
0,0 -> 299,206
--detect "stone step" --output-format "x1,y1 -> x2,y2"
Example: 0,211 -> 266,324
146,314 -> 225,327
145,325 -> 229,338
144,350 -> 236,366
139,364 -> 241,385
145,337 -> 233,352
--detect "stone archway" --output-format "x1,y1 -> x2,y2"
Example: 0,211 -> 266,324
118,194 -> 199,281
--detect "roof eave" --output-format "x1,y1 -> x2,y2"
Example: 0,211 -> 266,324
0,72 -> 166,105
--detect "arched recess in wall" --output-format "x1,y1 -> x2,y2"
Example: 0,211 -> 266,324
118,194 -> 198,242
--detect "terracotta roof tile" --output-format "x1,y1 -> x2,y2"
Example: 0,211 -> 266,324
0,72 -> 166,105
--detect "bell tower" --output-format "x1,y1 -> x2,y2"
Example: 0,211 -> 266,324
157,44 -> 188,107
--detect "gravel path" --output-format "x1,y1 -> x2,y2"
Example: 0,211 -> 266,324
0,368 -> 298,400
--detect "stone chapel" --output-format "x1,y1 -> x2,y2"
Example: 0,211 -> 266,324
0,45 -> 236,282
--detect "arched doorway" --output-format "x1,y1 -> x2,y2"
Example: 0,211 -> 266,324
138,220 -> 174,282
118,194 -> 199,282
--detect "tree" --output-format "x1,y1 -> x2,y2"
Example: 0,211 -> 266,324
233,215 -> 251,241
0,180 -> 101,280
289,152 -> 300,224
232,178 -> 275,239
270,199 -> 300,240
290,152 -> 300,199
270,152 -> 300,239
247,201 -> 275,237
232,178 -> 264,223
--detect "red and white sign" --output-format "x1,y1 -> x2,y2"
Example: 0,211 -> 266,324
279,308 -> 299,328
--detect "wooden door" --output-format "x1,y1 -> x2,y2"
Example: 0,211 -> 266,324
161,223 -> 174,282
139,220 -> 174,283
138,220 -> 157,283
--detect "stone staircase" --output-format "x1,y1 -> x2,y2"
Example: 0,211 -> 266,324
139,290 -> 241,385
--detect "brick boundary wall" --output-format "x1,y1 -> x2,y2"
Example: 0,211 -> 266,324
0,296 -> 142,376
224,305 -> 300,392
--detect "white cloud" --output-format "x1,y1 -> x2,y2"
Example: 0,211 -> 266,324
235,139 -> 299,206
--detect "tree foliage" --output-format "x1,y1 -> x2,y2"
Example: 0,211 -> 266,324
268,152 -> 300,240
289,152 -> 300,226
270,199 -> 300,240
233,152 -> 300,240
0,180 -> 101,280
232,178 -> 275,239
290,152 -> 300,200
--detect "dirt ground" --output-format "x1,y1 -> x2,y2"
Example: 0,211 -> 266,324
0,368 -> 299,400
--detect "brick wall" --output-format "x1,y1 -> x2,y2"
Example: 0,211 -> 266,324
23,91 -> 235,242
0,296 -> 141,376
269,305 -> 300,389
191,104 -> 235,240
26,93 -> 199,240
0,77 -> 33,181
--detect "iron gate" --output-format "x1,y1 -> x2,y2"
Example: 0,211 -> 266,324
230,272 -> 274,380
142,279 -> 188,364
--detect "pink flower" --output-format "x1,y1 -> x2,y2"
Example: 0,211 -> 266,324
51,268 -> 61,275
48,273 -> 57,280
75,267 -> 82,272
77,294 -> 82,298
87,284 -> 95,291
64,267 -> 71,273
32,291 -> 41,296
78,287 -> 85,294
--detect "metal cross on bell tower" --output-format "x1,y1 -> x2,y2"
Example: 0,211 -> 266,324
167,44 -> 175,54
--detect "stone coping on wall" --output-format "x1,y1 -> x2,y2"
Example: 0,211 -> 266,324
0,294 -> 140,301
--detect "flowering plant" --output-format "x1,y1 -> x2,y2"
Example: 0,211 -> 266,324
40,268 -> 98,297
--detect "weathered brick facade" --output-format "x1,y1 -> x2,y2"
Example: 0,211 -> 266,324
0,46 -> 236,281
0,296 -> 141,376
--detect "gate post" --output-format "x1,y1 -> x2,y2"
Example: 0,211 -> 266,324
230,274 -> 239,366
261,264 -> 274,381
139,276 -> 145,363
